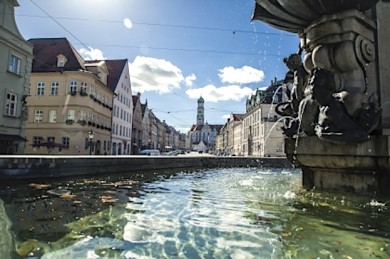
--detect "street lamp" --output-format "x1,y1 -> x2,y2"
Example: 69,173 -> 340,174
88,130 -> 94,155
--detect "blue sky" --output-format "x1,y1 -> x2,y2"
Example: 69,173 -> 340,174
15,0 -> 299,132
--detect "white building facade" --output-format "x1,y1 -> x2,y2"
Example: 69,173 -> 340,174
218,79 -> 286,157
108,60 -> 133,155
0,0 -> 33,154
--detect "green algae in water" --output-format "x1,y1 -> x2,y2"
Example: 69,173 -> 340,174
0,199 -> 13,259
277,189 -> 390,258
0,168 -> 389,258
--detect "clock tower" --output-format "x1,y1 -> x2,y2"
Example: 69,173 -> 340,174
197,96 -> 204,125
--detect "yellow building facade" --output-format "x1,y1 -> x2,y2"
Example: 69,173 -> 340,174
24,38 -> 114,155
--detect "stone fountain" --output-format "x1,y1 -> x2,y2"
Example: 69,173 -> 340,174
253,0 -> 390,193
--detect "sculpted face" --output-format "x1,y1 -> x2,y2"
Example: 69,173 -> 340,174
284,54 -> 302,70
309,69 -> 334,105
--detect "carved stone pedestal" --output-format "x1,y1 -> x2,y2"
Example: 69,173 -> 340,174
285,136 -> 390,193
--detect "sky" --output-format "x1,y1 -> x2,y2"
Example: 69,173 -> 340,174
15,0 -> 300,133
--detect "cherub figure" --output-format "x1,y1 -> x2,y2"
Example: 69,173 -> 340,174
283,53 -> 309,113
276,53 -> 310,136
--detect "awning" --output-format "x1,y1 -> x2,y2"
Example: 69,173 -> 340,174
0,134 -> 27,142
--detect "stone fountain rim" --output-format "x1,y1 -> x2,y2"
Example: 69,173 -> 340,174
252,0 -> 379,33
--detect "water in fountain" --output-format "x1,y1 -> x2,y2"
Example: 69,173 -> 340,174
266,84 -> 286,121
1,167 -> 389,258
264,116 -> 294,146
263,83 -> 290,146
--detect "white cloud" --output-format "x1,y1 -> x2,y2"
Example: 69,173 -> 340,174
222,114 -> 230,119
123,18 -> 133,29
130,56 -> 185,94
79,47 -> 106,60
185,73 -> 196,87
218,65 -> 265,84
185,84 -> 253,103
175,126 -> 191,133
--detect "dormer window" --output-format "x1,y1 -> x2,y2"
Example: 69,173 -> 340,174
98,72 -> 108,85
57,54 -> 67,68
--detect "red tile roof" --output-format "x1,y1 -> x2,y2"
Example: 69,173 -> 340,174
105,59 -> 128,92
28,37 -> 85,72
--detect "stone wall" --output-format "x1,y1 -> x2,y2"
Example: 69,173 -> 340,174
0,155 -> 293,180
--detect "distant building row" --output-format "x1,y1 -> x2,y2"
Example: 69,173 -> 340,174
215,79 -> 285,157
189,79 -> 286,157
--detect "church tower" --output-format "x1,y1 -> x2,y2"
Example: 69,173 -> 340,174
197,96 -> 204,125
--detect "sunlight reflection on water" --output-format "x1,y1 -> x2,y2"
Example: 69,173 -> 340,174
0,167 -> 389,258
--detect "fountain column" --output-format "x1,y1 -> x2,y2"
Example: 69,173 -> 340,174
300,9 -> 376,117
376,1 -> 390,132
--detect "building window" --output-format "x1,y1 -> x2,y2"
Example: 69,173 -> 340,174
51,82 -> 59,95
37,82 -> 45,96
62,137 -> 70,148
78,110 -> 86,121
8,54 -> 21,74
34,110 -> 43,122
4,92 -> 17,117
33,136 -> 43,145
47,136 -> 55,143
87,112 -> 92,122
70,81 -> 77,94
80,82 -> 87,95
66,109 -> 75,124
89,85 -> 95,95
48,110 -> 57,123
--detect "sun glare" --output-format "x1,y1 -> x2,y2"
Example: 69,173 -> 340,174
123,18 -> 133,29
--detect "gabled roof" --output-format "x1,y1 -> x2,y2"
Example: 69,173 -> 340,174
28,37 -> 85,72
190,124 -> 203,131
189,124 -> 223,132
232,114 -> 244,121
141,103 -> 147,117
132,94 -> 139,105
210,124 -> 224,132
105,59 -> 128,92
132,93 -> 142,112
